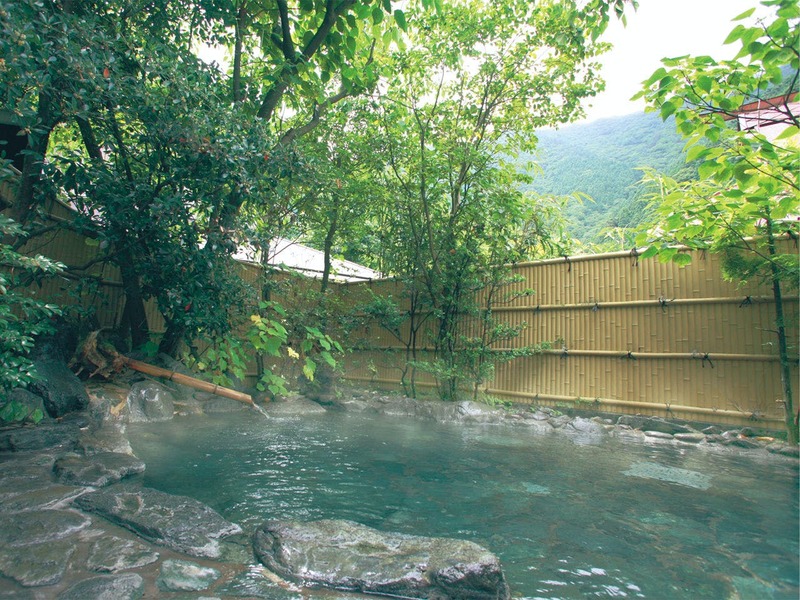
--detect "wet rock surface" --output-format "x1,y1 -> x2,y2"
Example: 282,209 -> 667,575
74,485 -> 242,558
28,359 -> 90,418
254,519 -> 510,600
127,380 -> 175,422
53,452 -> 145,487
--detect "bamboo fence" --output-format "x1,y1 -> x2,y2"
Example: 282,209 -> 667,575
5,191 -> 798,429
336,244 -> 799,428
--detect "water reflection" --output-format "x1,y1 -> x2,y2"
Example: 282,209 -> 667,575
128,411 -> 799,599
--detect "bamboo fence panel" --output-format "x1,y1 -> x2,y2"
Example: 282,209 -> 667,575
341,240 -> 798,428
9,198 -> 798,429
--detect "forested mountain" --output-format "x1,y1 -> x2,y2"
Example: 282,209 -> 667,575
525,111 -> 690,246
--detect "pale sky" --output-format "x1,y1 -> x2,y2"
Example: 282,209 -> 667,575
583,0 -> 764,122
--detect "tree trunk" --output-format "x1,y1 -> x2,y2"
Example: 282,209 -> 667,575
8,91 -> 57,228
158,320 -> 186,357
76,116 -> 150,349
320,205 -> 338,293
766,220 -> 798,444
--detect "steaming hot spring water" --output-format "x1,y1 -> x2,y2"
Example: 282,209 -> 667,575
127,409 -> 799,599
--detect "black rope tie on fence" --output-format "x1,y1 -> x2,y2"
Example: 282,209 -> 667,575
591,302 -> 600,312
630,247 -> 639,267
563,255 -> 572,272
658,296 -> 672,313
560,348 -> 569,360
692,351 -> 714,368
739,295 -> 753,308
622,351 -> 636,361
533,305 -> 541,316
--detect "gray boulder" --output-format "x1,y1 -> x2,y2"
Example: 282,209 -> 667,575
616,416 -> 696,435
0,420 -> 81,453
87,535 -> 159,573
253,519 -> 510,599
53,452 -> 145,487
74,485 -> 242,558
127,381 -> 174,422
265,394 -> 327,416
57,573 -> 144,600
28,359 -> 89,418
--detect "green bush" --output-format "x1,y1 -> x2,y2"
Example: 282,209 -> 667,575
0,214 -> 64,397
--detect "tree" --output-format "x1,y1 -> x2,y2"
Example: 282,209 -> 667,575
634,0 -> 799,442
365,0 -> 634,399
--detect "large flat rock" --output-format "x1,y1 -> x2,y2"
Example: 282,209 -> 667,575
253,519 -> 510,599
74,485 -> 241,558
53,452 -> 145,487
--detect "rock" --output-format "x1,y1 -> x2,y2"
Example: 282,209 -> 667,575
550,415 -> 572,429
253,519 -> 510,600
74,485 -> 242,558
1,389 -> 50,423
87,535 -> 159,573
0,538 -> 76,587
53,452 -> 145,487
766,443 -> 799,458
157,559 -> 221,591
702,425 -> 722,435
0,421 -> 81,453
564,417 -> 606,436
0,483 -> 84,513
127,381 -> 175,422
456,401 -> 505,423
57,573 -> 144,600
724,436 -> 761,449
0,510 -> 90,547
616,416 -> 695,436
79,422 -> 134,456
674,433 -> 706,444
643,430 -> 674,440
265,395 -> 327,416
28,359 -> 89,418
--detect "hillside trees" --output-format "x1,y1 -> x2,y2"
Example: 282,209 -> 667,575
634,0 -> 799,442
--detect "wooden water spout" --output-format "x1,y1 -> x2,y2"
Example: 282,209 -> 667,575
121,357 -> 254,406
73,331 -> 255,407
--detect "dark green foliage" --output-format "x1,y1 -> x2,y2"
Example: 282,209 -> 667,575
0,214 -> 63,397
524,112 -> 689,245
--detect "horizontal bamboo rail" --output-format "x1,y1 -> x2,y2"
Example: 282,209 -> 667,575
489,295 -> 797,312
348,346 -> 790,363
483,389 -> 785,425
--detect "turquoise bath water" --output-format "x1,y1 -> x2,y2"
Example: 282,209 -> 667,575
127,411 -> 799,599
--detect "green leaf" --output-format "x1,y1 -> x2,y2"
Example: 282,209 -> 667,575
302,358 -> 316,381
393,9 -> 407,31
732,7 -> 755,21
672,252 -> 693,266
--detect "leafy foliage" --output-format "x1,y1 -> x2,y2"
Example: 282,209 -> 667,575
633,0 -> 799,442
0,214 -> 63,394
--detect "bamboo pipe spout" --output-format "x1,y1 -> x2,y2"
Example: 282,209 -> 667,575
121,357 -> 255,406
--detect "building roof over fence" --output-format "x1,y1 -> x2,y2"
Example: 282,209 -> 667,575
234,237 -> 382,282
